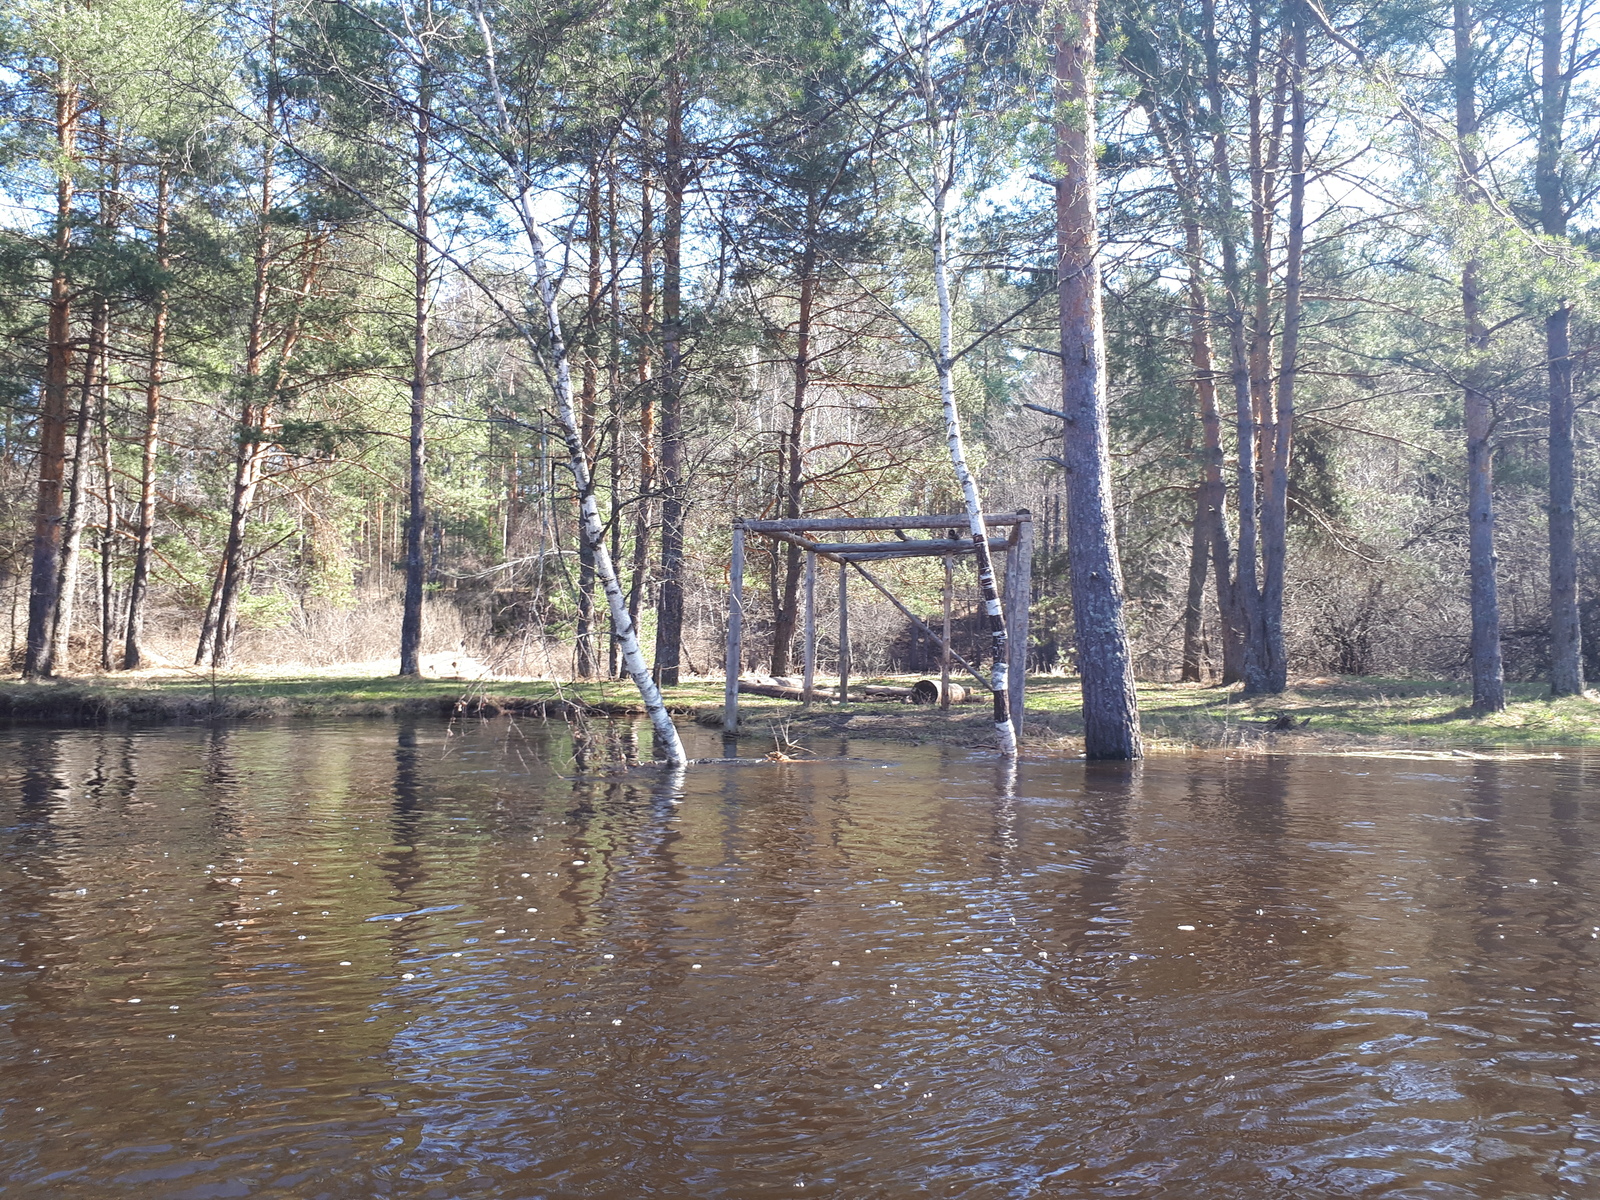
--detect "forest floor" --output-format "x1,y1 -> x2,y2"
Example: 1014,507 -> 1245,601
0,665 -> 1595,754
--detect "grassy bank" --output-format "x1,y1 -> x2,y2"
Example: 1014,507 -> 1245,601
0,666 -> 1594,753
713,675 -> 1600,753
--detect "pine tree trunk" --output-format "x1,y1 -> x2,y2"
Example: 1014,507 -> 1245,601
655,88 -> 687,687
206,47 -> 278,670
1146,96 -> 1242,685
770,246 -> 816,677
1538,0 -> 1582,696
1186,220 -> 1242,683
626,170 -> 655,642
606,161 -> 624,679
124,165 -> 169,670
51,299 -> 106,671
97,372 -> 116,672
194,558 -> 224,666
1547,303 -> 1580,694
1181,491 -> 1208,683
1055,0 -> 1141,758
25,77 -> 78,680
1261,8 -> 1306,694
575,161 -> 603,679
400,70 -> 430,678
1455,0 -> 1505,712
1201,0 -> 1269,694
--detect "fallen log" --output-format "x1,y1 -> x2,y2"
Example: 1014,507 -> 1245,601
736,679 -> 971,704
737,681 -> 823,701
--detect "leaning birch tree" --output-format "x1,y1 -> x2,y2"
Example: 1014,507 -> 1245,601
880,0 -> 1021,756
467,2 -> 687,765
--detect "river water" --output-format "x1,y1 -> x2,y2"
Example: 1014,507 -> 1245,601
0,719 -> 1596,1198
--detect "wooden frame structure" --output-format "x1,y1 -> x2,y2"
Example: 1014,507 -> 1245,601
723,512 -> 1034,735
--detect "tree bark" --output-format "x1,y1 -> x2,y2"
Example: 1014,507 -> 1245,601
1181,493 -> 1207,682
1202,0 -> 1269,694
25,76 -> 79,679
1055,0 -> 1141,758
770,240 -> 817,676
606,160 -> 623,679
206,31 -> 279,669
626,169 -> 655,642
654,84 -> 687,686
51,298 -> 106,671
1455,0 -> 1505,712
575,159 -> 602,678
1261,4 -> 1306,694
1538,0 -> 1582,696
124,165 -> 169,670
97,364 -> 117,671
1145,97 -> 1242,683
400,61 -> 431,678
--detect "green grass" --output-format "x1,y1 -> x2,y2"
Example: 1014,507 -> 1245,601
0,667 -> 1595,753
715,675 -> 1600,753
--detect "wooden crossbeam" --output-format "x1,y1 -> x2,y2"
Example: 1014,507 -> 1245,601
744,512 -> 1028,534
815,538 -> 1010,557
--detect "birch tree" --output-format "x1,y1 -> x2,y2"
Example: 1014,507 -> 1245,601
880,0 -> 1024,756
465,2 -> 687,764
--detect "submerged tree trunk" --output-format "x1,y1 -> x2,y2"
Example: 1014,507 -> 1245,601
1055,0 -> 1141,758
1538,0 -> 1582,696
26,77 -> 79,679
124,166 -> 170,670
1455,0 -> 1505,712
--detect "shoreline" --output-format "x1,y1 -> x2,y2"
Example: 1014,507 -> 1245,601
0,668 -> 1594,755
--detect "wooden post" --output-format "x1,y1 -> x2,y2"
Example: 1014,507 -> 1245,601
837,559 -> 849,704
723,523 -> 745,734
802,550 -> 816,705
941,554 -> 953,712
1004,514 -> 1033,733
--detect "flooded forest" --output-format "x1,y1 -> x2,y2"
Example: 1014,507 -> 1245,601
0,0 -> 1595,706
4,2 -> 1600,1196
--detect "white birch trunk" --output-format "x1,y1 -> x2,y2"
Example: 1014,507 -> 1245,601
475,8 -> 687,766
922,39 -> 1017,758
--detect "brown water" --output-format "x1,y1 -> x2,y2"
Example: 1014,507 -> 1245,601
1,720 -> 1597,1199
